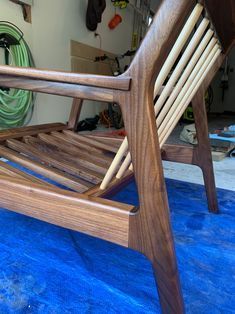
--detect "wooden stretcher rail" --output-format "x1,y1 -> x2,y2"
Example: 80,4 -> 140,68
0,65 -> 131,91
0,175 -> 134,246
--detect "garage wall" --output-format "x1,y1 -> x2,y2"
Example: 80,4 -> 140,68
210,48 -> 235,113
0,0 -> 134,125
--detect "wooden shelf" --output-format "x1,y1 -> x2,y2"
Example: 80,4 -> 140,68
9,0 -> 32,23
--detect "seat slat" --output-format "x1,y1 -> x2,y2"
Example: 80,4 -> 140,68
6,139 -> 102,184
0,123 -> 67,142
0,160 -> 51,186
63,130 -> 119,153
24,136 -> 107,176
38,133 -> 111,169
51,131 -> 114,161
0,145 -> 91,192
84,134 -> 123,149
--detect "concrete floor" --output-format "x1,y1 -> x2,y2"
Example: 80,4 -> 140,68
163,158 -> 235,192
164,114 -> 235,192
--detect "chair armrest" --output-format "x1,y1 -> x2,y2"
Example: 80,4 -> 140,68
0,65 -> 131,91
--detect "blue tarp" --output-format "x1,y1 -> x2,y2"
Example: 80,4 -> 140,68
0,163 -> 234,313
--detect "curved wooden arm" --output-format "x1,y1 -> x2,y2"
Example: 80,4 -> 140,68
0,65 -> 131,91
0,75 -> 115,102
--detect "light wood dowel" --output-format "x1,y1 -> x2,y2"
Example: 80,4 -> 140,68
100,137 -> 128,189
160,47 -> 221,144
154,18 -> 209,116
158,41 -> 219,140
127,27 -> 213,174
100,3 -> 203,189
156,30 -> 214,126
153,3 -> 203,97
116,152 -> 132,179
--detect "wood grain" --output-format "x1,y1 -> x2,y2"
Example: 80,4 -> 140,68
0,175 -> 133,246
68,98 -> 83,130
204,0 -> 235,53
51,131 -> 114,161
0,123 -> 67,142
6,138 -> 103,184
0,65 -> 131,91
63,130 -> 119,153
0,160 -> 50,186
0,145 -> 91,192
38,133 -> 111,168
0,1 -> 234,313
0,76 -> 114,103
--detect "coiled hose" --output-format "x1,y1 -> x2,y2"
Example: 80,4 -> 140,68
0,21 -> 35,128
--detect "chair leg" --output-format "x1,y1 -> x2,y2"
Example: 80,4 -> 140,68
192,89 -> 219,213
129,196 -> 185,314
68,98 -> 83,130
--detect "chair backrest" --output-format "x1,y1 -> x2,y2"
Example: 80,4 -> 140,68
100,0 -> 235,190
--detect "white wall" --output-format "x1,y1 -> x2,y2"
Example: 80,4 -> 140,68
0,0 -> 134,125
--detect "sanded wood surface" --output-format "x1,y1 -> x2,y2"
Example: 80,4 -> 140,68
204,0 -> 235,53
0,123 -> 67,141
0,160 -> 50,186
0,175 -> 133,246
32,135 -> 107,175
63,130 -> 119,153
68,98 -> 83,130
0,145 -> 91,192
0,1 -> 234,313
6,138 -> 103,184
51,132 -> 114,161
0,76 -> 115,103
0,65 -> 131,91
38,133 -> 111,168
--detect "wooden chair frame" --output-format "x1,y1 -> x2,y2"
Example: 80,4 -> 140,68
0,1 -> 234,313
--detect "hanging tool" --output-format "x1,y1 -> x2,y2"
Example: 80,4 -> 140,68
111,0 -> 129,9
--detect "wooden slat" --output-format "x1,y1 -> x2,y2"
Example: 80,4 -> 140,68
63,130 -> 119,153
23,136 -> 107,176
38,133 -> 111,168
28,135 -> 106,176
0,175 -> 134,246
0,160 -> 51,186
84,134 -> 123,150
0,65 -> 131,91
0,123 -> 67,142
51,131 -> 114,161
0,145 -> 91,192
161,144 -> 194,164
7,139 -> 103,184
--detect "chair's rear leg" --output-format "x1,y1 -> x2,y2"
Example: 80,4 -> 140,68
192,89 -> 218,213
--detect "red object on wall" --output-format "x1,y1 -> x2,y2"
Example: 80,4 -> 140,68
108,14 -> 122,29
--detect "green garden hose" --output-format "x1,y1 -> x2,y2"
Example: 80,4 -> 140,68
0,21 -> 35,128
